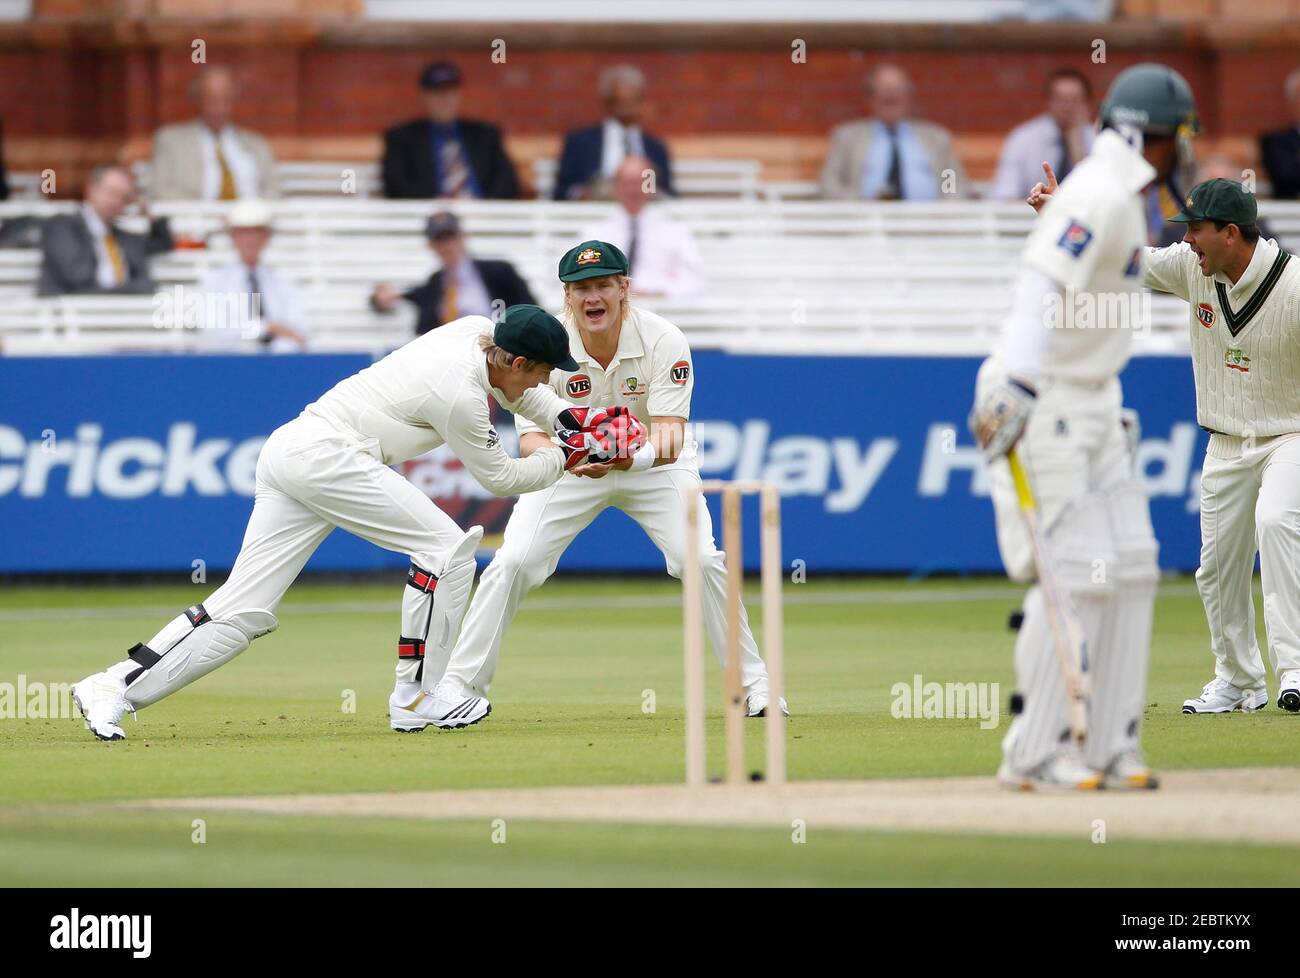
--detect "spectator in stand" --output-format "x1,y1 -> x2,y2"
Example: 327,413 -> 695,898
1152,154 -> 1277,248
0,117 -> 9,201
554,64 -> 674,201
1260,68 -> 1300,200
37,165 -> 172,296
382,61 -> 520,200
580,156 -> 706,299
370,211 -> 535,335
820,64 -> 969,201
151,67 -> 279,201
991,68 -> 1095,201
196,200 -> 307,352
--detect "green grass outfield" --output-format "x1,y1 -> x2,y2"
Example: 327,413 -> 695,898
1,575 -> 1298,886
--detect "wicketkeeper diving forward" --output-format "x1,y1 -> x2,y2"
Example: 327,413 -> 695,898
72,305 -> 645,740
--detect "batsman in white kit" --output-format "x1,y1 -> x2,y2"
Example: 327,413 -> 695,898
970,64 -> 1199,790
71,305 -> 640,740
390,240 -> 787,730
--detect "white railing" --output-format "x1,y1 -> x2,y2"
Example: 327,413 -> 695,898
3,197 -> 1298,356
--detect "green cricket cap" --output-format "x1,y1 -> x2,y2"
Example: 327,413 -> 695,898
557,240 -> 629,282
1170,178 -> 1257,226
493,304 -> 579,371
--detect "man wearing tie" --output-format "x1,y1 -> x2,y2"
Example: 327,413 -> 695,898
371,212 -> 535,334
581,156 -> 707,299
820,64 -> 969,201
150,67 -> 279,201
196,200 -> 307,352
382,61 -> 521,200
991,68 -> 1095,201
38,165 -> 172,296
554,64 -> 675,201
1259,68 -> 1300,201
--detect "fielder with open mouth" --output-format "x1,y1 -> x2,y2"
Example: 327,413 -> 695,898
391,239 -> 788,730
71,305 -> 637,740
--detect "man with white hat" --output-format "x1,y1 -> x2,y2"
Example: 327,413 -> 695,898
196,199 -> 308,352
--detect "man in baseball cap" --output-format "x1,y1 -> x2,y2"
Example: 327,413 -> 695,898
427,234 -> 789,728
381,58 -> 520,199
494,303 -> 579,371
1168,177 -> 1263,281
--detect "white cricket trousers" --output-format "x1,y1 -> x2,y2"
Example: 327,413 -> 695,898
980,363 -> 1159,773
442,462 -> 771,696
198,414 -> 464,620
1197,431 -> 1300,687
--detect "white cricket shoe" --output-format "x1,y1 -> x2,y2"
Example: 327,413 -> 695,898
1182,677 -> 1267,714
71,672 -> 134,741
1278,671 -> 1300,713
389,681 -> 490,732
1103,751 -> 1159,791
997,749 -> 1104,792
745,689 -> 789,718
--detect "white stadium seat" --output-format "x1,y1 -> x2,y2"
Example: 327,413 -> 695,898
2,196 -> 1297,356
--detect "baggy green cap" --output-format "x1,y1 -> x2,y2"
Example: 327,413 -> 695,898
558,240 -> 630,282
1169,178 -> 1258,226
493,304 -> 579,371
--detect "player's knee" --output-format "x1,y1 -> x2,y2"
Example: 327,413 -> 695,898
1255,500 -> 1298,543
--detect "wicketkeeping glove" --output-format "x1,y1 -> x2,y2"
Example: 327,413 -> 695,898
554,428 -> 594,471
586,412 -> 649,464
555,405 -> 628,435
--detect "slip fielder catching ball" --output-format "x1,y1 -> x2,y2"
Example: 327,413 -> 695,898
390,240 -> 788,730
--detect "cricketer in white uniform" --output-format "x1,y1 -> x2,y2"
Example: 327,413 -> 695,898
1142,179 -> 1300,714
971,64 -> 1199,790
72,305 -> 634,740
400,240 -> 787,729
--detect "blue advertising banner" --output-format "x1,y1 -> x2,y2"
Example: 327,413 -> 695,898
0,352 -> 1207,575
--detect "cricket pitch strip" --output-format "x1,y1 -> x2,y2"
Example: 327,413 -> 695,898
124,767 -> 1300,845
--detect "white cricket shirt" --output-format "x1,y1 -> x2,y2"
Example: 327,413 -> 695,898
1146,236 -> 1300,437
303,316 -> 568,495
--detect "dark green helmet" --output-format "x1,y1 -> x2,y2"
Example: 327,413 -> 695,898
1099,63 -> 1199,137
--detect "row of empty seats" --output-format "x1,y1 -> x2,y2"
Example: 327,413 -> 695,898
4,197 -> 1298,356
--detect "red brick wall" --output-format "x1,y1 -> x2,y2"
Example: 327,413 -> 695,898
3,45 -> 1297,142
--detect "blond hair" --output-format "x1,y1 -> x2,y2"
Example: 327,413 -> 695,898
478,334 -> 543,370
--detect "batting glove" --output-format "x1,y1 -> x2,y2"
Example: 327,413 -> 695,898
969,379 -> 1036,462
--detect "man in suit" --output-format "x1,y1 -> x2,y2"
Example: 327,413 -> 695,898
38,165 -> 173,296
820,63 -> 969,201
554,64 -> 674,201
381,61 -> 520,200
1260,68 -> 1300,200
150,66 -> 279,201
371,211 -> 535,335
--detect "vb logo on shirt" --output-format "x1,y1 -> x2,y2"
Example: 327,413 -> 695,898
1197,303 -> 1215,327
567,375 -> 591,397
670,361 -> 691,385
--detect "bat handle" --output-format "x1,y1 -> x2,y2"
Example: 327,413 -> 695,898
1008,448 -> 1036,512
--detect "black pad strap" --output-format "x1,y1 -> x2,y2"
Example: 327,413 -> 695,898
128,642 -> 161,668
407,565 -> 439,593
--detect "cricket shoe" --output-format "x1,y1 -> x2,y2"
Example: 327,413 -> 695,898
997,750 -> 1104,792
745,690 -> 789,718
1182,677 -> 1267,714
389,682 -> 490,732
71,672 -> 134,741
1278,671 -> 1300,713
1103,751 -> 1159,791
